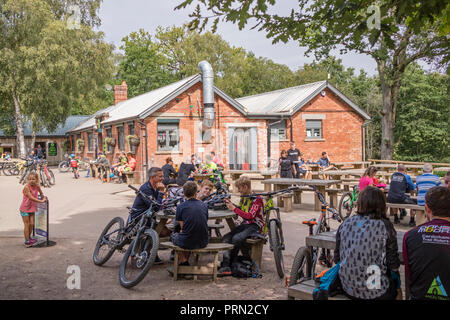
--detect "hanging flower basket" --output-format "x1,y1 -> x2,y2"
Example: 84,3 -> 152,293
76,139 -> 85,147
126,135 -> 140,147
105,137 -> 116,147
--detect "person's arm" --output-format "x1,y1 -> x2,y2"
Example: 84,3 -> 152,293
229,197 -> 263,220
405,175 -> 416,191
383,219 -> 401,271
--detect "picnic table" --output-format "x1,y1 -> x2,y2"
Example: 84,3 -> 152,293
192,173 -> 211,183
223,170 -> 261,193
302,230 -> 410,299
373,164 -> 424,175
434,167 -> 450,172
331,161 -> 371,169
155,210 -> 237,236
261,178 -> 342,211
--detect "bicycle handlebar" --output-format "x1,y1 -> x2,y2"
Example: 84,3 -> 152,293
243,186 -> 301,198
128,184 -> 161,207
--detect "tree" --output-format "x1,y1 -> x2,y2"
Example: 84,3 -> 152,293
0,0 -> 114,157
176,0 -> 450,159
117,29 -> 176,98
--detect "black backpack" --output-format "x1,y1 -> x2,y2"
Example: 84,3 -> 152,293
231,256 -> 261,279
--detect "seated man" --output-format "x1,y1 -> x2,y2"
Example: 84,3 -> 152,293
387,164 -> 417,226
403,186 -> 450,300
416,163 -> 441,207
111,152 -> 128,173
170,181 -> 209,266
219,176 -> 265,275
317,151 -> 335,180
176,158 -> 198,186
129,167 -> 164,263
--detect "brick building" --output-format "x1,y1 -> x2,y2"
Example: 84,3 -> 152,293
67,64 -> 370,184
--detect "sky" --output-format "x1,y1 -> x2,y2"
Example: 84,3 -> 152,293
97,0 -> 380,76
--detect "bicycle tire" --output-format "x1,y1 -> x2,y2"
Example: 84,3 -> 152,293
58,161 -> 70,173
93,217 -> 124,266
269,219 -> 285,279
119,229 -> 159,288
338,192 -> 355,221
288,246 -> 312,288
19,169 -> 30,185
2,163 -> 12,176
39,169 -> 48,187
47,169 -> 55,185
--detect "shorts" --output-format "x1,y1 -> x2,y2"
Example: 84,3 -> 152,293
298,168 -> 307,175
20,211 -> 35,217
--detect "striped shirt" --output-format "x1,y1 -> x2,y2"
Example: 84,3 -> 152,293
416,173 -> 442,206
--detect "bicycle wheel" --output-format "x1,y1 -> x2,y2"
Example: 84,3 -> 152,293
2,164 -> 13,176
19,169 -> 30,185
47,169 -> 55,185
269,219 -> 285,279
58,161 -> 70,173
338,192 -> 355,220
119,228 -> 159,288
93,217 -> 124,266
288,246 -> 312,287
39,169 -> 48,187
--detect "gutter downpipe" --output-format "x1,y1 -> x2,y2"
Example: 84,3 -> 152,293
198,61 -> 215,128
137,119 -> 149,181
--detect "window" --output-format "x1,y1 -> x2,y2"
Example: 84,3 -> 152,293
87,132 -> 93,151
117,126 -> 125,151
70,135 -> 74,152
157,120 -> 179,151
306,120 -> 322,139
128,122 -> 135,136
270,120 -> 287,141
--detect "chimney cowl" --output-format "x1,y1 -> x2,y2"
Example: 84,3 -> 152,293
198,61 -> 215,128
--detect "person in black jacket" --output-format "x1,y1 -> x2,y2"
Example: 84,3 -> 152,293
335,186 -> 401,300
176,159 -> 198,186
387,164 -> 417,226
287,142 -> 301,178
279,150 -> 294,178
403,186 -> 450,300
162,157 -> 177,186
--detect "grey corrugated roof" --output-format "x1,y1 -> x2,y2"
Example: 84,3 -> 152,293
237,81 -> 370,120
0,115 -> 91,137
67,104 -> 122,132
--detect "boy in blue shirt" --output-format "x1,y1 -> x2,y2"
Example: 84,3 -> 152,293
416,163 -> 441,206
317,151 -> 335,179
171,181 -> 209,266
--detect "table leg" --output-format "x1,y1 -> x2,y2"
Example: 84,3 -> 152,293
315,186 -> 326,211
155,217 -> 169,235
173,251 -> 179,281
225,217 -> 236,231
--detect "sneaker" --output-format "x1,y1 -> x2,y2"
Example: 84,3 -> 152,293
29,238 -> 37,245
24,240 -> 32,247
394,215 -> 400,224
218,266 -> 232,277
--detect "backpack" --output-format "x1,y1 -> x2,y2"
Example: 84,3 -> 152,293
312,262 -> 343,300
231,256 -> 261,279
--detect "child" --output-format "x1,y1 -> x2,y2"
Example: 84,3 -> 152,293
317,151 -> 335,179
170,181 -> 209,265
220,176 -> 265,275
20,172 -> 47,247
70,154 -> 79,178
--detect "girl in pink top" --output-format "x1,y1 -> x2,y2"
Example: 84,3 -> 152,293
359,166 -> 378,191
20,172 -> 46,247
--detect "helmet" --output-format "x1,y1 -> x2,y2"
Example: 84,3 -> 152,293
70,154 -> 75,158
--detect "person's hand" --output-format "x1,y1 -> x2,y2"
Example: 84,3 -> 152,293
224,198 -> 235,211
40,196 -> 47,203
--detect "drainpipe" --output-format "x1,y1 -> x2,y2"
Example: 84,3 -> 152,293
198,61 -> 215,128
289,117 -> 293,143
137,120 -> 148,180
267,118 -> 284,168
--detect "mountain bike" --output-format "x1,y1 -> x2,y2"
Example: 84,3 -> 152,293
18,159 -> 37,185
338,185 -> 359,220
58,154 -> 71,172
288,185 -> 342,288
244,186 -> 300,279
38,159 -> 55,187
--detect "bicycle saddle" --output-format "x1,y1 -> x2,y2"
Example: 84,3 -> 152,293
302,218 -> 317,226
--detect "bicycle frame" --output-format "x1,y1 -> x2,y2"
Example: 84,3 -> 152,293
343,186 -> 359,208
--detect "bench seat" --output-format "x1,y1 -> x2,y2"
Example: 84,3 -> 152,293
160,242 -> 234,281
288,279 -> 350,300
386,203 -> 426,225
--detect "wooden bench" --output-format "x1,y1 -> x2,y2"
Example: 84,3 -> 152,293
386,203 -> 426,225
242,237 -> 267,270
123,171 -> 136,184
288,279 -> 350,300
160,242 -> 234,281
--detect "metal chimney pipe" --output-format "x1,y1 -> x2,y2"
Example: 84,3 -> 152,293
198,61 -> 215,128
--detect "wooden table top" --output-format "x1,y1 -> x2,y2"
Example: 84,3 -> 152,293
223,170 -> 260,174
319,170 -> 365,177
261,178 -> 341,186
306,230 -> 405,256
332,161 -> 371,166
156,209 -> 236,220
373,164 -> 424,169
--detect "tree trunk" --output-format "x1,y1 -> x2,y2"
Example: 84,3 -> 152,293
30,123 -> 36,153
13,94 -> 26,158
